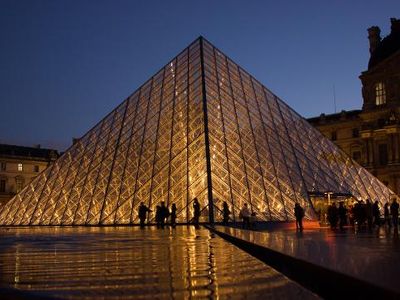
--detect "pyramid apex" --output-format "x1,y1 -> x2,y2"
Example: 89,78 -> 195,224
196,35 -> 212,47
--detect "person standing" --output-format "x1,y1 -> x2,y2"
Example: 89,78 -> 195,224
365,199 -> 373,230
222,201 -> 231,225
294,203 -> 305,231
327,202 -> 338,230
170,203 -> 177,228
353,201 -> 361,229
138,202 -> 151,228
155,205 -> 162,228
193,198 -> 200,228
372,200 -> 380,227
359,200 -> 367,228
384,202 -> 391,227
159,201 -> 169,229
338,202 -> 347,231
348,204 -> 355,227
390,198 -> 399,227
239,203 -> 251,229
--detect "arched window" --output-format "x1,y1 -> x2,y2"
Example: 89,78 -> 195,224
375,82 -> 386,105
351,144 -> 362,163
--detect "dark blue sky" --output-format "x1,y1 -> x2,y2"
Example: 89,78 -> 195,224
1,0 -> 399,151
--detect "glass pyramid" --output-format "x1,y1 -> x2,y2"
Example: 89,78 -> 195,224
0,37 -> 394,225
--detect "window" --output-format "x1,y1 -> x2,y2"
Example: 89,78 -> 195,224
15,177 -> 24,193
34,165 -> 39,173
352,151 -> 361,162
377,118 -> 386,128
378,144 -> 388,166
0,162 -> 5,171
0,179 -> 5,193
331,131 -> 337,141
375,82 -> 386,106
352,128 -> 359,138
18,163 -> 23,171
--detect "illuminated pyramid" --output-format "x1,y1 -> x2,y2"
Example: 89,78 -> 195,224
0,37 -> 394,225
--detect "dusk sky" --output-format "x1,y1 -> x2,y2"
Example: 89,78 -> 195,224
1,0 -> 399,151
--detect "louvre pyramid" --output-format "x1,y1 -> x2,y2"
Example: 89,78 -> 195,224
0,37 -> 394,225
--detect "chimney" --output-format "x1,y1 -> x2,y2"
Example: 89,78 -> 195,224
367,26 -> 381,54
391,18 -> 400,34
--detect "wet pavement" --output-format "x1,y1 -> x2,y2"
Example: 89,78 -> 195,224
213,225 -> 400,295
0,226 -> 319,299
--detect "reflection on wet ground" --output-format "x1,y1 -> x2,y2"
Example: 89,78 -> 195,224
0,226 -> 318,299
215,225 -> 400,294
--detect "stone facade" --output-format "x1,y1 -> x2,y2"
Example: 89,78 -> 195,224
308,18 -> 400,195
0,144 -> 59,206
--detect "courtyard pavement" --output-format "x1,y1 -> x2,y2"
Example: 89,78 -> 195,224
0,226 -> 318,299
211,224 -> 400,297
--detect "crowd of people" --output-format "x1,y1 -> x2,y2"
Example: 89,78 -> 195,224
137,198 -> 201,229
136,196 -> 399,232
325,197 -> 399,230
137,199 -> 252,229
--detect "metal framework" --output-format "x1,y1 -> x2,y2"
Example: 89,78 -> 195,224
0,37 -> 394,225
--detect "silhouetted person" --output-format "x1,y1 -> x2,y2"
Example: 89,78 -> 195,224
353,201 -> 361,228
338,202 -> 347,230
222,201 -> 231,225
155,205 -> 162,228
170,203 -> 177,228
239,203 -> 251,229
193,198 -> 200,228
159,201 -> 169,228
138,202 -> 151,228
327,203 -> 338,229
384,202 -> 391,227
365,199 -> 373,230
390,198 -> 399,227
294,203 -> 304,231
354,200 -> 366,229
372,200 -> 380,227
348,204 -> 355,227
